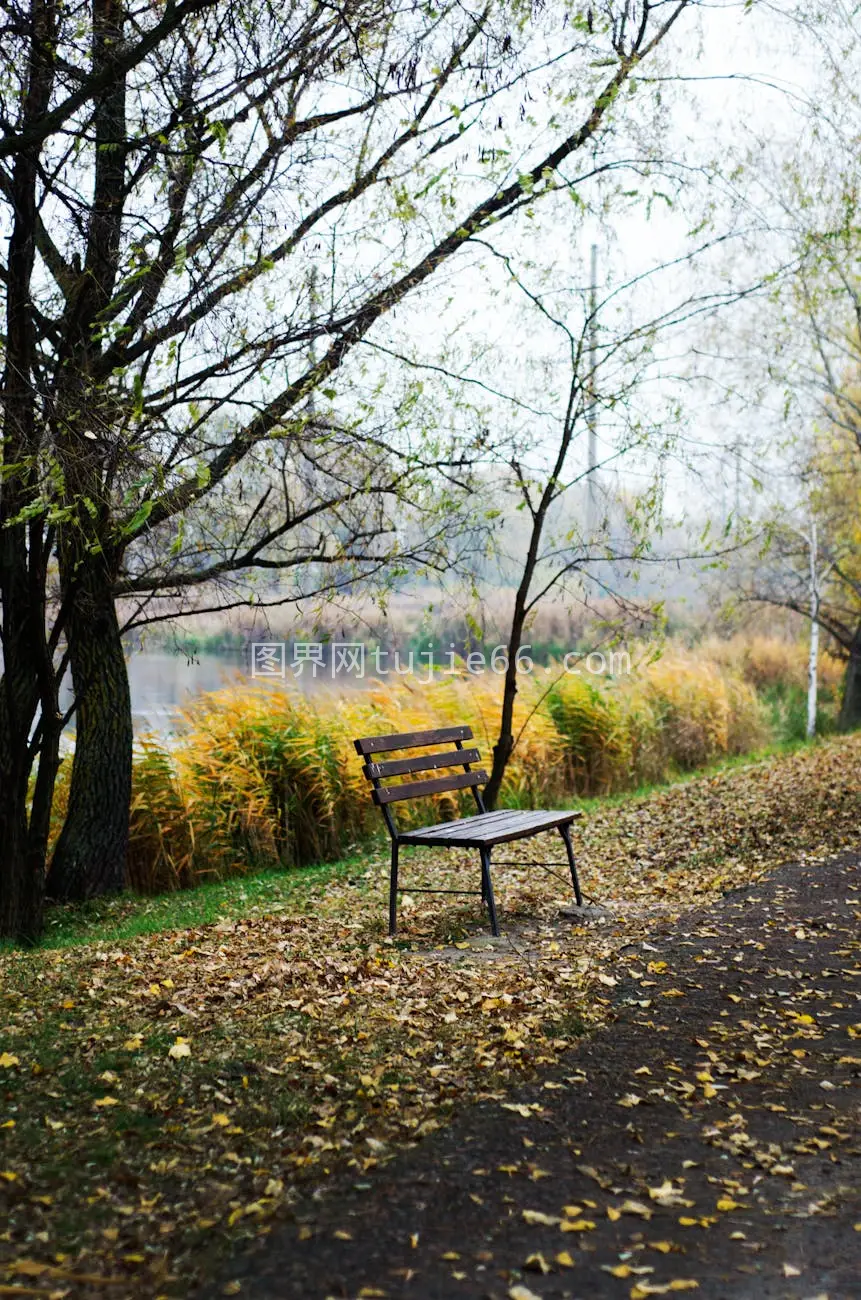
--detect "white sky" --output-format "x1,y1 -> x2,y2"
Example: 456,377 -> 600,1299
354,0 -> 856,548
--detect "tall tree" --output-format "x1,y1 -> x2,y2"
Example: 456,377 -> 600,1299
1,0 -> 700,938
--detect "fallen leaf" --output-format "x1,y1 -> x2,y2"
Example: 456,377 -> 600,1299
620,1199 -> 653,1220
522,1209 -> 560,1227
631,1282 -> 699,1298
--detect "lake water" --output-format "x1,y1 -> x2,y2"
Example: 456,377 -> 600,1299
120,649 -> 365,735
55,649 -> 345,739
126,650 -> 248,733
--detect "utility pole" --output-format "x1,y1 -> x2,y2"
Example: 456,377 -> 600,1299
587,242 -> 599,538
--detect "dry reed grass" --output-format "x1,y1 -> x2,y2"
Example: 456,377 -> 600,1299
45,636 -> 837,892
114,640 -> 788,891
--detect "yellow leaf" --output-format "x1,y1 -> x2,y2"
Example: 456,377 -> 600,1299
222,1284 -> 242,1296
555,1251 -> 575,1267
562,1205 -> 583,1217
649,1241 -> 673,1253
523,1253 -> 551,1274
678,1217 -> 698,1227
522,1210 -> 560,1227
358,1289 -> 388,1298
94,1096 -> 119,1108
1,1170 -> 17,1181
168,1039 -> 191,1060
10,1260 -> 47,1277
716,1198 -> 740,1211
0,1052 -> 20,1069
631,1283 -> 699,1299
123,1036 -> 143,1051
560,1219 -> 595,1232
212,1113 -> 230,1127
783,1264 -> 802,1278
620,1199 -> 653,1219
509,1286 -> 543,1300
607,1206 -> 622,1221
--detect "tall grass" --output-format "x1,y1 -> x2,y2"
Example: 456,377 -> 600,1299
46,636 -> 842,893
547,651 -> 769,795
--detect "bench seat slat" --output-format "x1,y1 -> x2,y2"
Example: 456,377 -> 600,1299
372,769 -> 487,805
399,808 -> 582,847
354,725 -> 472,756
364,748 -> 481,780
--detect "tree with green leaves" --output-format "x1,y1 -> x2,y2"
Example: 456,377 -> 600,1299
1,0 -> 707,940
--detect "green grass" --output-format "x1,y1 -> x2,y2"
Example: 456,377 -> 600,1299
37,836 -> 387,950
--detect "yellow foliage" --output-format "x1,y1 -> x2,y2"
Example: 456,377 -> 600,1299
44,635 -> 825,891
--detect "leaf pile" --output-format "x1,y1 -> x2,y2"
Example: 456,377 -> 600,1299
1,733 -> 859,1297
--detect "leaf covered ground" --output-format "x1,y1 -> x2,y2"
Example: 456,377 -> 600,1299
224,849 -> 860,1299
1,734 -> 860,1298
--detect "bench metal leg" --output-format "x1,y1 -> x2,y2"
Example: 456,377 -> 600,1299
479,847 -> 500,936
389,841 -> 399,936
559,823 -> 583,907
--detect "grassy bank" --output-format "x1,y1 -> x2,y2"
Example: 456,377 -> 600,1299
3,733 -> 860,1297
83,636 -> 843,894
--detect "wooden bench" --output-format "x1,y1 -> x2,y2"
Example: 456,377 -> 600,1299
354,724 -> 583,936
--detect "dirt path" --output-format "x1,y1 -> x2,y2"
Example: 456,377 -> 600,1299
201,850 -> 861,1300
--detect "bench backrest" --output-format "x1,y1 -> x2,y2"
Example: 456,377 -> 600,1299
354,726 -> 487,818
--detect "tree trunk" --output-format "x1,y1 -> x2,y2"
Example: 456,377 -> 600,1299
0,0 -> 59,942
47,560 -> 132,901
806,520 -> 819,740
0,709 -> 40,943
484,607 -> 528,810
838,618 -> 861,732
